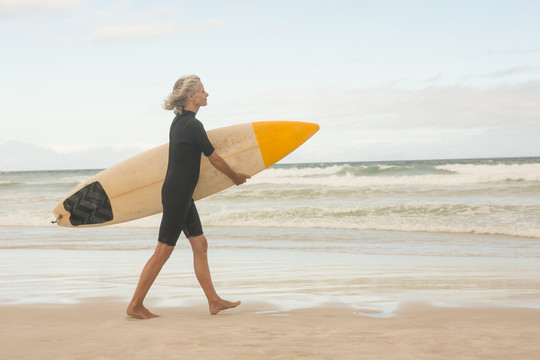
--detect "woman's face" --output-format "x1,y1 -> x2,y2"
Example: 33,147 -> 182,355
191,81 -> 209,107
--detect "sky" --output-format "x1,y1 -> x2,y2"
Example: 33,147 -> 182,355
1,0 -> 539,170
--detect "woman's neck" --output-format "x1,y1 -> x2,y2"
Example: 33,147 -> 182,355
183,104 -> 199,114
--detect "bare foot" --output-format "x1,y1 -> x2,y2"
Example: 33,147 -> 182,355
126,304 -> 160,319
209,299 -> 241,315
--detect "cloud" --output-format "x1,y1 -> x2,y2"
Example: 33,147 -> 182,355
0,0 -> 81,13
200,80 -> 540,162
91,19 -> 224,41
461,66 -> 540,80
242,81 -> 540,130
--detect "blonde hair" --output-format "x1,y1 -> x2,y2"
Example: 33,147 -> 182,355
163,75 -> 201,115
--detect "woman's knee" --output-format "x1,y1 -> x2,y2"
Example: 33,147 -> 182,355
154,242 -> 174,263
189,234 -> 208,254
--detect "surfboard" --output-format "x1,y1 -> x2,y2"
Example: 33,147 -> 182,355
52,121 -> 319,227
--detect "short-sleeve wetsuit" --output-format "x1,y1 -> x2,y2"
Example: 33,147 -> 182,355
157,110 -> 215,246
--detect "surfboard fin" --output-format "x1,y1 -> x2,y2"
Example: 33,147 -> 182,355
51,214 -> 63,224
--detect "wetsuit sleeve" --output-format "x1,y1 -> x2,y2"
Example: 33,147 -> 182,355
193,120 -> 215,156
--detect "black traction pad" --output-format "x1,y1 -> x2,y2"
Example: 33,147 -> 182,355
63,181 -> 113,226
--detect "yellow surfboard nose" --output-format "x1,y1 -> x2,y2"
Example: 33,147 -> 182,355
252,121 -> 320,168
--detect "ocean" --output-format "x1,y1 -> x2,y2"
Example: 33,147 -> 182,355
1,157 -> 539,312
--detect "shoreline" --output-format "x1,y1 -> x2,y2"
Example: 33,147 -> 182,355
1,300 -> 540,359
2,228 -> 540,311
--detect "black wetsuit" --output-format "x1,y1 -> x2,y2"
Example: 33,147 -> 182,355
157,110 -> 215,246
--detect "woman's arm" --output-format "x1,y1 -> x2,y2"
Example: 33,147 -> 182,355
207,151 -> 251,185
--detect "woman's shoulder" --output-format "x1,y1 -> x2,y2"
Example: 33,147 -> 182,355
185,114 -> 204,127
174,115 -> 205,136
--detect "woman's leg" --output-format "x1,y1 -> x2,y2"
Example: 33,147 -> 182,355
126,242 -> 175,319
188,234 -> 241,314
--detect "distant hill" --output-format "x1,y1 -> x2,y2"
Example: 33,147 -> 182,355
0,141 -> 152,171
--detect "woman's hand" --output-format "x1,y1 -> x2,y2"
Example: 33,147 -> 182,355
208,151 -> 250,186
232,173 -> 251,186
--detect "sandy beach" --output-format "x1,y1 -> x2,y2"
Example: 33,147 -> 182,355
2,161 -> 540,359
1,300 -> 539,360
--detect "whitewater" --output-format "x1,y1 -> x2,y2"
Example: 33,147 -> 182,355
1,157 -> 539,238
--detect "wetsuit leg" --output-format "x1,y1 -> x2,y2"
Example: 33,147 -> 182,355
158,196 -> 192,246
183,199 -> 203,238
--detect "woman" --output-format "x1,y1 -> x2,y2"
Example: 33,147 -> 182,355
126,75 -> 250,319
